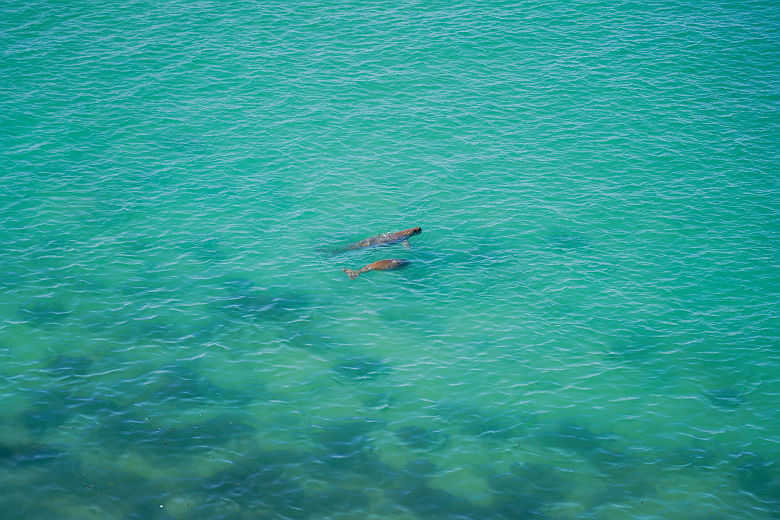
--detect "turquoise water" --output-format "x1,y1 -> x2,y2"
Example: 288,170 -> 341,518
2,1 -> 778,518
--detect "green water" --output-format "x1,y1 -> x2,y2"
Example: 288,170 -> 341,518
1,1 -> 778,519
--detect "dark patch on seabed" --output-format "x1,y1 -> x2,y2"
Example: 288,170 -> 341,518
394,424 -> 449,452
388,476 -> 485,519
604,324 -> 662,360
732,453 -> 780,516
0,442 -> 66,467
120,363 -> 258,406
309,417 -> 378,463
9,355 -> 95,434
19,383 -> 105,436
179,235 -> 227,262
46,354 -> 93,378
358,389 -> 394,410
430,400 -> 529,440
543,230 -> 591,252
704,388 -> 746,410
17,299 -> 71,325
331,355 -> 391,382
488,462 -> 568,518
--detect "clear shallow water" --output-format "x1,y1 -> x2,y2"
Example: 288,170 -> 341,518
1,1 -> 778,519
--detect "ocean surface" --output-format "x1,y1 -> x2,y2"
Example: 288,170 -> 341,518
1,1 -> 778,519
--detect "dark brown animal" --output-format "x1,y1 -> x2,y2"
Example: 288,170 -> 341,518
336,227 -> 422,253
342,259 -> 410,280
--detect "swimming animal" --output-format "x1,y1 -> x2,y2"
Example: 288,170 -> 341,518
336,227 -> 422,253
342,259 -> 410,280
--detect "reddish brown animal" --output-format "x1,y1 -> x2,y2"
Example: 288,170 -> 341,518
342,259 -> 410,280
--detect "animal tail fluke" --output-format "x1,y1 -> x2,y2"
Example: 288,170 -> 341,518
342,268 -> 360,280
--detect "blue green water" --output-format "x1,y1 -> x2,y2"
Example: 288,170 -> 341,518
2,1 -> 778,518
